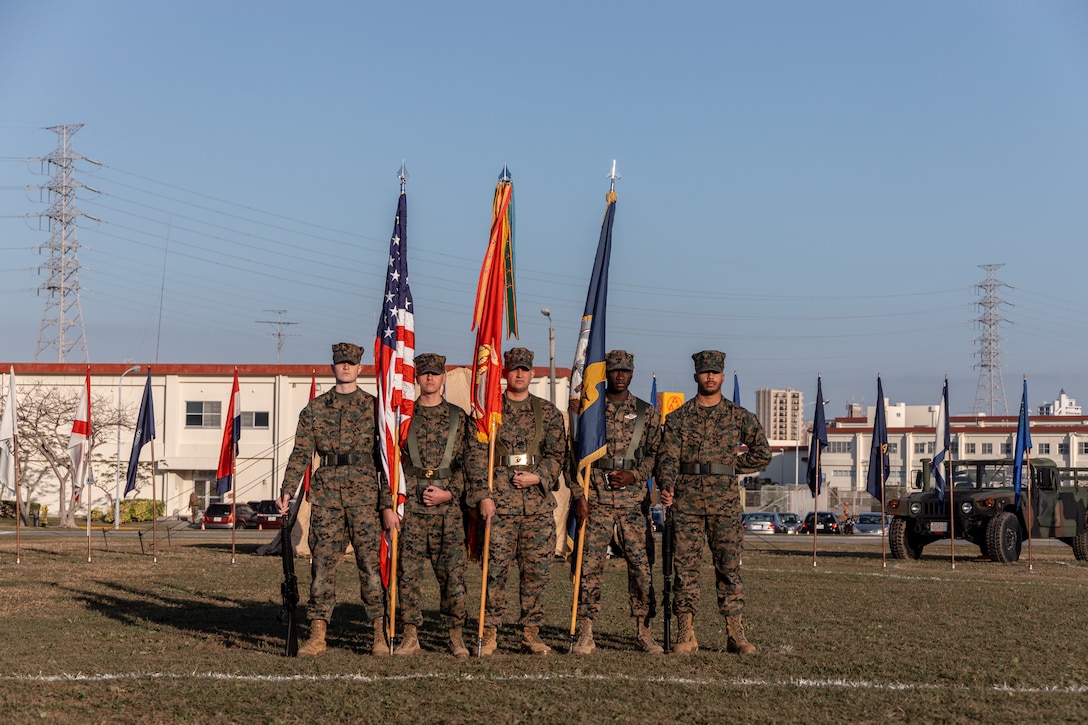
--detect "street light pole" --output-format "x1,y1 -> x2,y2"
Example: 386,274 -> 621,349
115,365 -> 141,529
541,308 -> 556,405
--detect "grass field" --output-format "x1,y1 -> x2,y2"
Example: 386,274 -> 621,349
1,523 -> 1086,724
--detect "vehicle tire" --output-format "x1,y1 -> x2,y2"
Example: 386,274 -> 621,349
1072,512 -> 1088,561
985,511 -> 1022,563
889,518 -> 923,560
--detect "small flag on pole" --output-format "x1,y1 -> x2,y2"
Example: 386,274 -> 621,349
865,376 -> 889,505
0,366 -> 17,497
68,368 -> 92,503
732,372 -> 741,406
931,379 -> 950,501
125,370 -> 155,496
216,370 -> 241,496
806,376 -> 827,498
1013,377 -> 1032,509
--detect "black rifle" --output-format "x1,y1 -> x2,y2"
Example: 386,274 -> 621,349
661,506 -> 674,654
643,496 -> 657,619
278,499 -> 300,657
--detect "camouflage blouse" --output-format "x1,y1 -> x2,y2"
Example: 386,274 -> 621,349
655,397 -> 772,516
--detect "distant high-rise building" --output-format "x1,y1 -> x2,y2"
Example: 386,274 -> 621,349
1038,390 -> 1081,416
755,387 -> 803,441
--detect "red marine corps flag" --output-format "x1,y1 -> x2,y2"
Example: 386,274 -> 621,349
375,166 -> 416,601
470,165 -> 519,655
470,164 -> 518,443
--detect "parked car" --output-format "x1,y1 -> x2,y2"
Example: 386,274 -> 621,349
743,511 -> 784,535
800,511 -> 841,534
778,512 -> 802,535
853,512 -> 888,536
253,500 -> 284,529
202,503 -> 257,529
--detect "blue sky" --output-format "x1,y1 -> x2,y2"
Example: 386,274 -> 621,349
1,1 -> 1086,415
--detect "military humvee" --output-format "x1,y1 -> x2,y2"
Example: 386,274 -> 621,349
885,457 -> 1088,563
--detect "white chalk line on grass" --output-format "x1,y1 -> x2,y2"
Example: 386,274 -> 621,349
4,671 -> 1087,694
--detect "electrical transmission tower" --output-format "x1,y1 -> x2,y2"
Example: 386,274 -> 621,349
257,309 -> 298,363
33,124 -> 100,362
972,263 -> 1011,416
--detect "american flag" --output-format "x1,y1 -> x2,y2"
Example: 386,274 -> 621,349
375,191 -> 415,586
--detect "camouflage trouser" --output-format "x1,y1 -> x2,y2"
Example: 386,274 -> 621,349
397,511 -> 467,628
577,505 -> 654,621
671,511 -> 744,617
307,503 -> 384,623
484,512 -> 554,628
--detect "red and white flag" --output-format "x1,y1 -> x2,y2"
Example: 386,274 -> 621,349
1,366 -> 18,496
68,369 -> 92,503
375,191 -> 415,586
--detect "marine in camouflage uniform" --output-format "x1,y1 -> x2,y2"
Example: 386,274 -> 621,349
470,347 -> 568,655
655,349 -> 772,655
570,350 -> 663,655
280,342 -> 394,657
393,353 -> 481,658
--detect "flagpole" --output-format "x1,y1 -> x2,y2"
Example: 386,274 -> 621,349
86,469 -> 92,563
811,444 -> 819,568
477,420 -> 497,657
150,439 -> 158,564
568,465 -> 592,652
1025,448 -> 1033,571
387,429 -> 401,655
946,377 -> 955,571
13,433 -> 22,566
229,450 -> 237,566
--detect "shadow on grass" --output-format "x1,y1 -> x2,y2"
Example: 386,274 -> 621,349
62,579 -> 384,656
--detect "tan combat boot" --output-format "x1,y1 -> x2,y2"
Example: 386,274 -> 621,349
521,625 -> 553,655
297,619 -> 327,657
479,626 -> 498,657
635,616 -> 664,655
394,623 -> 421,656
571,620 -> 595,655
371,616 -> 391,657
726,614 -> 757,655
671,612 -> 698,654
448,627 -> 469,658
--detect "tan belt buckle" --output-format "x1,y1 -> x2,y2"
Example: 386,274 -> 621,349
423,469 -> 437,479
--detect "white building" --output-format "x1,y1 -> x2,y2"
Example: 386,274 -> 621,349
1,362 -> 570,519
766,400 -> 1088,512
1038,389 -> 1081,416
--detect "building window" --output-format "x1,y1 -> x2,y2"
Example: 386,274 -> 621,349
1002,442 -> 1012,455
982,443 -> 993,455
1059,443 -> 1069,455
242,411 -> 269,429
951,442 -> 959,455
1080,442 -> 1088,455
1038,443 -> 1051,455
965,443 -> 976,455
914,442 -> 927,455
887,442 -> 898,455
828,441 -> 852,453
186,401 -> 221,428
